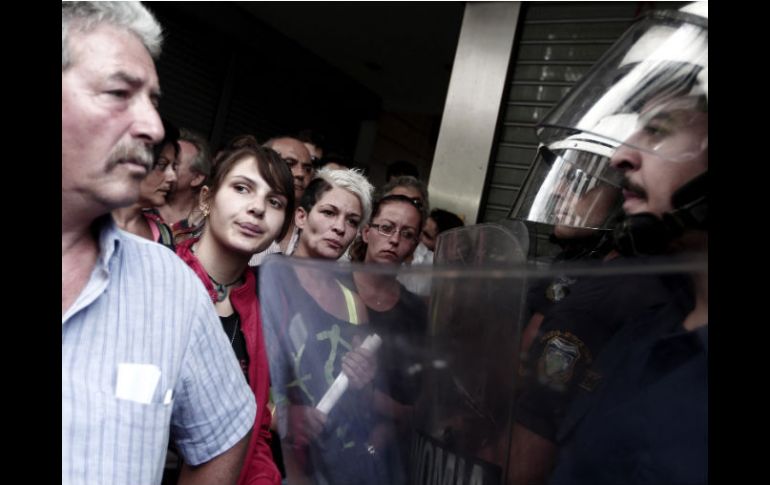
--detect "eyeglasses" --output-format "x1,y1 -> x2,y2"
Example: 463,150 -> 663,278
380,193 -> 423,210
370,223 -> 419,242
407,197 -> 423,209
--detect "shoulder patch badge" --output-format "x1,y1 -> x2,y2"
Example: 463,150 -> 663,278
536,331 -> 588,391
545,275 -> 577,302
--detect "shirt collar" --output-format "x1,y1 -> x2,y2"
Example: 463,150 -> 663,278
61,215 -> 123,325
95,214 -> 122,271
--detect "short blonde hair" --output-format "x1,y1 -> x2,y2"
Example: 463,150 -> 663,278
299,168 -> 374,227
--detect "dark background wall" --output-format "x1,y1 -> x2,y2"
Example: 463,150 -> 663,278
149,2 -> 382,155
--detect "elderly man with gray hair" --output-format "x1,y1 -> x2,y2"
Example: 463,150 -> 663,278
62,3 -> 255,484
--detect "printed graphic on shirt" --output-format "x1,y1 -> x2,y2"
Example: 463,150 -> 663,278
285,321 -> 360,449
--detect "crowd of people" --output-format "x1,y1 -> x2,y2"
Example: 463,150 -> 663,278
62,2 -> 707,485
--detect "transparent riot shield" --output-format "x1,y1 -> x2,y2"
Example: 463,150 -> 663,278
260,248 -> 707,485
433,222 -> 529,266
412,223 -> 530,485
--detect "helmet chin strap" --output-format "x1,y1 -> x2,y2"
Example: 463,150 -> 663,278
613,172 -> 708,256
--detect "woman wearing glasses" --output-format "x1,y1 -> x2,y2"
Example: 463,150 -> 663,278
348,194 -> 429,482
113,123 -> 180,249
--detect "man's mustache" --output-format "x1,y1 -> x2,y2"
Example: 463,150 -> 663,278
106,141 -> 154,171
620,178 -> 646,198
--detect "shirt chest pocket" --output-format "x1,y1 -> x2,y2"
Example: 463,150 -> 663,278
100,395 -> 175,482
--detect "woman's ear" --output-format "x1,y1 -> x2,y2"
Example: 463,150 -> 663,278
361,224 -> 371,244
294,207 -> 308,229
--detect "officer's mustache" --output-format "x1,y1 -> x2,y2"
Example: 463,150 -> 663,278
620,178 -> 647,199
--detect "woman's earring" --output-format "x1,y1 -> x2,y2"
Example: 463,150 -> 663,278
201,206 -> 210,218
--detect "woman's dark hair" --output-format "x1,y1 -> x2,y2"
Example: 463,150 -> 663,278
226,134 -> 261,150
430,208 -> 464,234
348,194 -> 423,262
152,117 -> 181,163
207,145 -> 295,240
298,176 -> 334,213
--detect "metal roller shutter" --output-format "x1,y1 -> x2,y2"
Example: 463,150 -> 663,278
482,2 -> 644,226
482,2 -> 692,258
150,3 -> 381,154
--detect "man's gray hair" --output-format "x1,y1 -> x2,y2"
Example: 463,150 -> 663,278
179,128 -> 212,181
62,1 -> 163,70
316,168 -> 374,226
381,175 -> 430,223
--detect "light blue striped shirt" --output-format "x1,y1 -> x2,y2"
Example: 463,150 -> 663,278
62,217 -> 256,485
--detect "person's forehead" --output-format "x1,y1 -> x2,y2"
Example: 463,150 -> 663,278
68,24 -> 159,91
225,156 -> 266,183
272,138 -> 311,162
389,186 -> 421,200
377,201 -> 420,224
303,142 -> 321,156
641,95 -> 707,125
318,187 -> 361,213
178,140 -> 198,162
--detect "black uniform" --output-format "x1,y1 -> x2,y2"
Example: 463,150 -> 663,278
515,258 -> 683,441
525,234 -> 612,318
548,286 -> 706,484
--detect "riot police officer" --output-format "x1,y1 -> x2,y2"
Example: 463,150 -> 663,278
508,3 -> 708,484
508,121 -> 681,485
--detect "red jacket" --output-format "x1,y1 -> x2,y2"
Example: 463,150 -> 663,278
176,238 -> 280,485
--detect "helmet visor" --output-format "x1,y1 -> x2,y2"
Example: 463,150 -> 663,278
536,9 -> 707,163
510,144 -> 624,231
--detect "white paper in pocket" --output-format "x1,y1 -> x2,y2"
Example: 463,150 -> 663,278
115,363 -> 161,404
